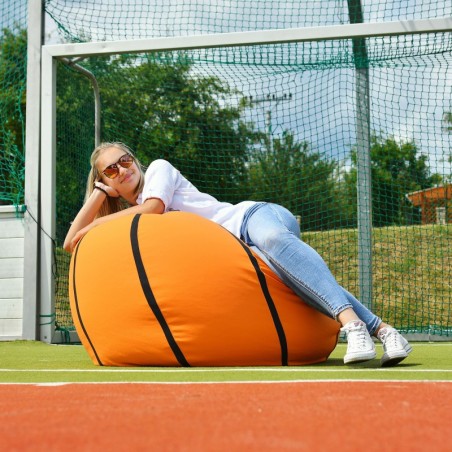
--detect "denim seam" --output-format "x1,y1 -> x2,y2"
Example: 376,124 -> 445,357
368,320 -> 382,336
260,247 -> 351,320
259,205 -> 352,320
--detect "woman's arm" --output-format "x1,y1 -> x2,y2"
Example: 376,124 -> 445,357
63,185 -> 111,252
63,188 -> 164,253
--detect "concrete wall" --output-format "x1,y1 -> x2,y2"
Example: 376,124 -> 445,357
0,206 -> 24,340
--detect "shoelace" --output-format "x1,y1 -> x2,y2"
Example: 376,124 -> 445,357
343,322 -> 369,350
378,328 -> 397,347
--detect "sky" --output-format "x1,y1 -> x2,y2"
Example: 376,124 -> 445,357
40,1 -> 452,177
43,0 -> 452,39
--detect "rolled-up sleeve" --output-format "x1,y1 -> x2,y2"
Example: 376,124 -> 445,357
140,159 -> 181,210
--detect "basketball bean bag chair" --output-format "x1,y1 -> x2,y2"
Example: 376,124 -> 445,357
69,212 -> 340,366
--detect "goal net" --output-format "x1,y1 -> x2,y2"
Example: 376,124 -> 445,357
2,0 -> 452,340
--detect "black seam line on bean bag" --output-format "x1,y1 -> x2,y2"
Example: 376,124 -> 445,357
230,234 -> 289,366
130,214 -> 190,367
72,235 -> 103,366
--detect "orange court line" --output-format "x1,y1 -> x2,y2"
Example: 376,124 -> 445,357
1,381 -> 450,451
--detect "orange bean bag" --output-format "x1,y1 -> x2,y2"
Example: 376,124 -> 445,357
69,212 -> 339,366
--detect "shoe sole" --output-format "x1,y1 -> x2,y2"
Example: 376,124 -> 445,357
380,344 -> 413,367
344,351 -> 377,364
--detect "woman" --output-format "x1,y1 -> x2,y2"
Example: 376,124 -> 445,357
65,142 -> 412,367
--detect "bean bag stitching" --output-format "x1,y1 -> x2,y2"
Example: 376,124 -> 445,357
130,214 -> 190,367
228,233 -> 288,366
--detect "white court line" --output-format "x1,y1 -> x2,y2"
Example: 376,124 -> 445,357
0,379 -> 451,386
1,368 -> 451,373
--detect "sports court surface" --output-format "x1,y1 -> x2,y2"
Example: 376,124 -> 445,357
1,341 -> 451,451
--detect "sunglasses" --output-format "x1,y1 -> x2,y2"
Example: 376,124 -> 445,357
102,153 -> 134,179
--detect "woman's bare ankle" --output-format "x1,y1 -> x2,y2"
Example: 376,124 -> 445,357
337,308 -> 360,327
374,322 -> 391,337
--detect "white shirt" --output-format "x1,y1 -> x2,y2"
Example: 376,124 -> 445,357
136,159 -> 256,238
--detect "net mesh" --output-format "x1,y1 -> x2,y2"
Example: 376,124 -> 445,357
0,0 -> 27,206
1,1 -> 451,339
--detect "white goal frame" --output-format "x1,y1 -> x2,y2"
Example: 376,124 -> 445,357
27,13 -> 452,342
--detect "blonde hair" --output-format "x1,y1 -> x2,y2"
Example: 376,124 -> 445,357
85,142 -> 145,218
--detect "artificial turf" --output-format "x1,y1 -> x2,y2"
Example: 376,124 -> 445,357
0,340 -> 451,383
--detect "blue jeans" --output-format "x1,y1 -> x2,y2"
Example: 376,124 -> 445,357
240,203 -> 382,335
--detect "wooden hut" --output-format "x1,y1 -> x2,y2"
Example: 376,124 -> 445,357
406,185 -> 452,224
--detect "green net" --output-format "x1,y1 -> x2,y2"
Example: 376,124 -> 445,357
0,0 -> 27,206
1,1 -> 451,339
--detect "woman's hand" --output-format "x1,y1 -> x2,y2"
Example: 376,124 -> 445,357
65,197 -> 165,253
94,181 -> 120,198
63,182 -> 119,253
69,221 -> 98,252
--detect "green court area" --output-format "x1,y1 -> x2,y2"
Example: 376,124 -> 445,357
1,341 -> 451,383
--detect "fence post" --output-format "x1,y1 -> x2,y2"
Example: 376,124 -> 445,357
348,0 -> 373,309
23,0 -> 45,339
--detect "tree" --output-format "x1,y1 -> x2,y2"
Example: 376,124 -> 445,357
55,61 -> 101,239
344,134 -> 441,226
247,131 -> 346,231
55,54 -> 260,239
443,112 -> 452,132
97,54 -> 258,202
443,112 -> 452,183
0,27 -> 27,205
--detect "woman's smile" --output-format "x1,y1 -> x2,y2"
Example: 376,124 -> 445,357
120,171 -> 133,184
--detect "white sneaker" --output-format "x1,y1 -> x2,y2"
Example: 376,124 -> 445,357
378,327 -> 412,367
341,320 -> 376,364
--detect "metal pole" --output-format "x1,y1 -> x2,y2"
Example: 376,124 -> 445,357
347,0 -> 373,309
61,58 -> 101,147
247,93 -> 292,151
39,47 -> 57,343
23,0 -> 45,339
41,18 -> 452,59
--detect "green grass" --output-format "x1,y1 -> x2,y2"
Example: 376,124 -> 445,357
303,223 -> 452,332
1,341 -> 451,383
54,223 -> 452,335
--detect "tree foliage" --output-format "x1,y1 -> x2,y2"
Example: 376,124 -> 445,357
55,53 -> 260,238
248,132 -> 347,230
443,112 -> 452,182
97,54 -> 257,201
344,134 -> 442,226
0,27 -> 27,205
444,112 -> 452,132
1,26 -> 445,235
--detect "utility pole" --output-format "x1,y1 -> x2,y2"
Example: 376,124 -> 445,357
246,93 -> 292,150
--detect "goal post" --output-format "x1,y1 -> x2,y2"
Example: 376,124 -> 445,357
22,0 -> 44,340
37,17 -> 452,343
